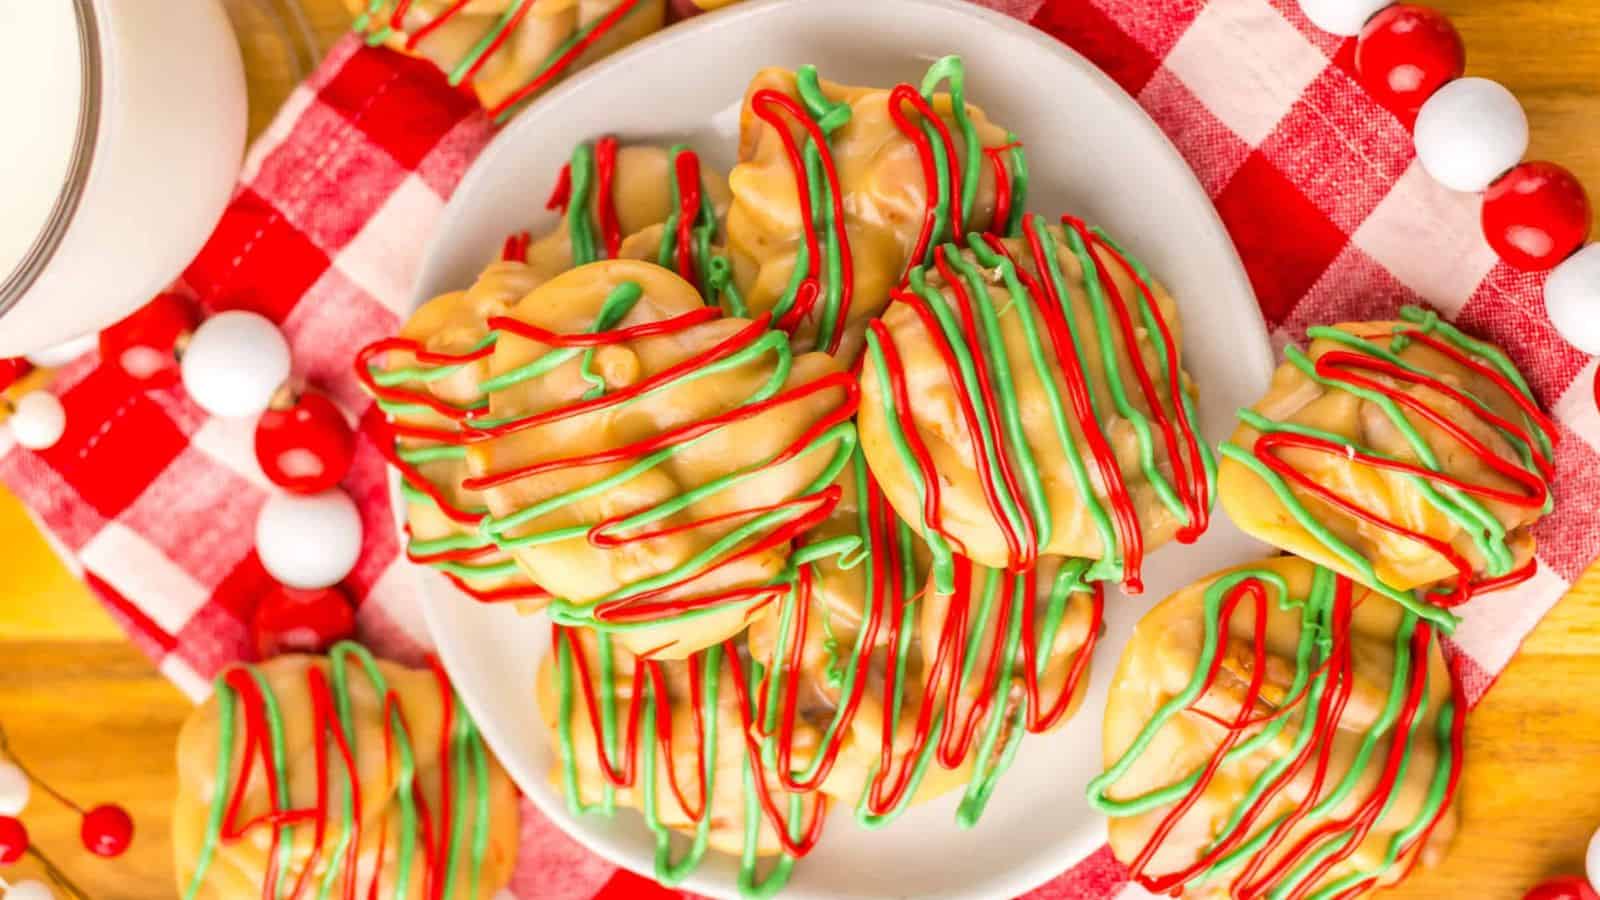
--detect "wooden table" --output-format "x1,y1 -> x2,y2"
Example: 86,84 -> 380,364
1,1 -> 1596,897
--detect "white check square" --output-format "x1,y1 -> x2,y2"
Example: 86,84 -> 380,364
1352,161 -> 1498,315
188,415 -> 273,489
1447,562 -> 1570,677
1164,0 -> 1327,146
332,174 -> 447,318
80,523 -> 210,634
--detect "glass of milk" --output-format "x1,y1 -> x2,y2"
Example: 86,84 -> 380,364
0,0 -> 247,357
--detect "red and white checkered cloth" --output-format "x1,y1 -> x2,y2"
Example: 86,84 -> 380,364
4,1 -> 1597,897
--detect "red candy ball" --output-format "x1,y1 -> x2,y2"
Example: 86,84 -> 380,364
0,814 -> 27,864
0,359 -> 30,394
254,392 -> 357,494
1525,876 -> 1600,900
1356,5 -> 1466,120
1483,162 -> 1592,271
81,803 -> 134,858
98,293 -> 200,389
252,582 -> 357,659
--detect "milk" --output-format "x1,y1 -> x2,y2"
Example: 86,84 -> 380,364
0,0 -> 246,357
0,2 -> 85,287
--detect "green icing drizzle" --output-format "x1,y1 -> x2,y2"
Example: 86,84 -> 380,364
180,642 -> 497,900
551,633 -> 813,898
1086,566 -> 1459,896
873,220 -> 1212,590
1220,304 -> 1553,633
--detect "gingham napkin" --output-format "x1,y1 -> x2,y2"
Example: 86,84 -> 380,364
3,1 -> 1597,897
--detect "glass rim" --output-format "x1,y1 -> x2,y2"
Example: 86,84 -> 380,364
0,0 -> 103,322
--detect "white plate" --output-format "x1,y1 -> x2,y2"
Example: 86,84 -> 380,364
410,1 -> 1275,897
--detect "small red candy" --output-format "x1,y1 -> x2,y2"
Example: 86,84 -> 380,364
252,582 -> 357,659
1356,5 -> 1466,120
1483,162 -> 1593,271
0,359 -> 30,394
254,392 -> 357,494
98,293 -> 200,389
81,803 -> 133,858
0,814 -> 26,864
1525,876 -> 1600,900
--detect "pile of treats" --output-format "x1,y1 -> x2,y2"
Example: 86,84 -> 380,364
172,2 -> 1561,899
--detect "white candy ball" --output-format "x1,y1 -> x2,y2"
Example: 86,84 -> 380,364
1296,0 -> 1392,36
1547,244 -> 1600,355
255,489 -> 363,590
8,392 -> 66,451
180,311 -> 291,419
1414,78 -> 1529,193
4,881 -> 54,900
0,762 -> 28,816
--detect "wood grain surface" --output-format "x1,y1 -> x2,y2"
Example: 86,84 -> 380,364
0,1 -> 1596,897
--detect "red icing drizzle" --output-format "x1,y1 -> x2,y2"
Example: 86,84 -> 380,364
555,625 -> 830,857
486,0 -> 645,120
218,658 -> 464,900
502,230 -> 531,263
392,0 -> 645,115
755,468 -> 1103,812
671,149 -> 704,283
397,0 -> 464,50
543,136 -> 623,258
1249,325 -> 1558,608
461,2 -> 539,83
1003,228 -> 1145,588
863,318 -> 965,557
353,340 -> 552,606
545,160 -> 573,211
354,338 -> 494,433
871,217 -> 1208,590
887,85 -> 967,271
594,136 -> 624,258
984,144 -> 1017,242
448,306 -> 856,625
748,89 -> 856,354
1064,216 -> 1210,545
1124,574 -> 1464,900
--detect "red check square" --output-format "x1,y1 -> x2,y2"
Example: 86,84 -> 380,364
1213,150 -> 1349,326
0,447 -> 108,552
184,188 -> 332,324
341,431 -> 403,599
1085,0 -> 1204,60
249,100 -> 413,253
320,44 -> 481,171
416,114 -> 497,199
40,367 -> 189,520
281,268 -> 402,413
1032,1 -> 1162,95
